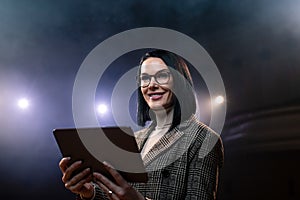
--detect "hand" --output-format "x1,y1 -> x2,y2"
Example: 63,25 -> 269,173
93,161 -> 145,200
59,157 -> 94,199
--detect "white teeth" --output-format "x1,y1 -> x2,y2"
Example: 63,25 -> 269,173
149,94 -> 163,99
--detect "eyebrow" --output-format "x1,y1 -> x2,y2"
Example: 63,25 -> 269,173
140,69 -> 170,75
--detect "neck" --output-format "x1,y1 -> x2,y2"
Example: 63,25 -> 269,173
153,107 -> 174,129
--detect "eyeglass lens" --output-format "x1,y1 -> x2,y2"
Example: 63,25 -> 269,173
140,71 -> 170,87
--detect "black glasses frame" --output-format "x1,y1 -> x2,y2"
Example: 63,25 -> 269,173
137,70 -> 171,88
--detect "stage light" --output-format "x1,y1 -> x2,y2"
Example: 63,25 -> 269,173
18,98 -> 29,109
97,104 -> 108,114
214,95 -> 224,105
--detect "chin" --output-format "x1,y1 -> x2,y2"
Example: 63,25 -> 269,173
149,104 -> 165,111
149,103 -> 173,112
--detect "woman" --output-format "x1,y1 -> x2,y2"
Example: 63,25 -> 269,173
59,49 -> 224,200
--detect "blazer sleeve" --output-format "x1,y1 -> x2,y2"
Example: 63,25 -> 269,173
185,135 -> 224,200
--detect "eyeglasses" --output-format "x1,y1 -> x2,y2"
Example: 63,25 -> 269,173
138,70 -> 171,88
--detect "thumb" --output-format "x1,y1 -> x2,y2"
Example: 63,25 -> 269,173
84,182 -> 94,190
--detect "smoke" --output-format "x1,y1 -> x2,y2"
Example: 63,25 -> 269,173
0,0 -> 299,199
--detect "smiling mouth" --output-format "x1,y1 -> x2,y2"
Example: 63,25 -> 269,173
148,92 -> 164,100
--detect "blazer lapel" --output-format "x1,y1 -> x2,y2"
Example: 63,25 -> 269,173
143,127 -> 185,167
135,116 -> 197,167
135,127 -> 153,151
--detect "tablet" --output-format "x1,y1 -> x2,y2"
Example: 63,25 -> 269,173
53,126 -> 148,183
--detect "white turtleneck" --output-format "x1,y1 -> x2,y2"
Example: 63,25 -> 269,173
141,108 -> 174,159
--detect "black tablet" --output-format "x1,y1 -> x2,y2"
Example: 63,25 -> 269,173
53,126 -> 148,183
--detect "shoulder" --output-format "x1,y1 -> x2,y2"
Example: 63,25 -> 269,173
180,116 -> 224,165
180,115 -> 220,141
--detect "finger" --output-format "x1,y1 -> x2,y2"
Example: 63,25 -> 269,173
67,174 -> 93,194
65,168 -> 91,187
102,161 -> 127,186
95,179 -> 118,200
93,172 -> 120,193
59,157 -> 71,173
62,160 -> 82,183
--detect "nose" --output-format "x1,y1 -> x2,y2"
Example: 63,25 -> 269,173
148,76 -> 159,87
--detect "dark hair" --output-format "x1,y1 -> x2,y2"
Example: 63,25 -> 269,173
137,49 -> 196,130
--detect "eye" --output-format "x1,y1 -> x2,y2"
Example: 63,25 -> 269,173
140,75 -> 150,81
156,72 -> 169,79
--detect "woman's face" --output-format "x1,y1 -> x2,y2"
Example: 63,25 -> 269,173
140,57 -> 174,112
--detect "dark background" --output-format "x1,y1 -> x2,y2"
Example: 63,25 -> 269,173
0,0 -> 299,199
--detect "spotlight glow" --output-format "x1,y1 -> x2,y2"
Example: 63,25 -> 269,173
97,104 -> 108,114
214,95 -> 225,105
18,98 -> 29,109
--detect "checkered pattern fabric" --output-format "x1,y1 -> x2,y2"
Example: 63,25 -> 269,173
77,116 -> 224,200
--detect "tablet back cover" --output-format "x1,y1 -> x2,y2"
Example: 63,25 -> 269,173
53,127 -> 148,183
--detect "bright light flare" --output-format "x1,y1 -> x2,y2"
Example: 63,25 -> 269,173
214,95 -> 225,105
97,104 -> 108,114
18,98 -> 29,109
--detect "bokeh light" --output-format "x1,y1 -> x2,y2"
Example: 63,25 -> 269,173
18,98 -> 29,109
97,103 -> 108,115
214,95 -> 225,105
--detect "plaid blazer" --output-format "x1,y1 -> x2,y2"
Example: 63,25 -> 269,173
80,116 -> 224,200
